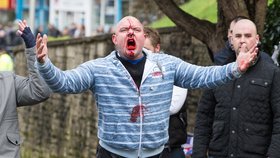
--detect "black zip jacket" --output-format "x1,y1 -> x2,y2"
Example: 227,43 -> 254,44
193,53 -> 280,158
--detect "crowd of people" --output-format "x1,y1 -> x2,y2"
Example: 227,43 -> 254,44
34,23 -> 86,38
0,15 -> 279,158
0,22 -> 23,54
0,21 -> 114,72
0,22 -> 18,71
35,23 -> 115,39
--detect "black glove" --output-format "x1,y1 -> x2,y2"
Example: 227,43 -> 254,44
21,27 -> 35,48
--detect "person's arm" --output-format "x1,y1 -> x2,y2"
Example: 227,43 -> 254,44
35,34 -> 94,93
174,60 -> 239,89
192,89 -> 216,158
174,42 -> 257,89
15,20 -> 51,106
267,68 -> 280,157
169,86 -> 188,115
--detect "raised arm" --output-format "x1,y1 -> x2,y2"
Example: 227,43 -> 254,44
35,34 -> 94,93
15,20 -> 51,106
174,43 -> 257,89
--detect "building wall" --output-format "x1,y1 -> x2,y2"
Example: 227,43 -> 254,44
48,0 -> 124,36
14,27 -> 212,158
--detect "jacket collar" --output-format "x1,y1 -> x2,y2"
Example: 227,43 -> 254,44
107,49 -> 158,84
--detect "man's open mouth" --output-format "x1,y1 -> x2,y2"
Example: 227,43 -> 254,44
127,39 -> 136,50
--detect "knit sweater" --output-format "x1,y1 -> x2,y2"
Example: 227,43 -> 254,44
36,49 -> 240,157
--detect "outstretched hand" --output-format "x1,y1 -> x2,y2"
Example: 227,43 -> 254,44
36,33 -> 48,63
17,20 -> 36,48
236,43 -> 258,73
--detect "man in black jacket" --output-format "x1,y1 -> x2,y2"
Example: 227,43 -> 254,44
193,19 -> 280,158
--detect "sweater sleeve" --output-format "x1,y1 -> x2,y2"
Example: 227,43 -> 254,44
169,86 -> 188,115
36,58 -> 95,93
15,47 -> 51,106
175,59 -> 241,89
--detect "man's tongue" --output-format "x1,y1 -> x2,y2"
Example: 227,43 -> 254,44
127,45 -> 135,57
127,45 -> 136,50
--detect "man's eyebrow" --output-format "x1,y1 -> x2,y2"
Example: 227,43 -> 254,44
234,33 -> 242,36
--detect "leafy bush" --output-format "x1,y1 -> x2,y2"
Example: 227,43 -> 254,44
262,0 -> 280,55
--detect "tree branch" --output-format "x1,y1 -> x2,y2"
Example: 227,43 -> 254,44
219,0 -> 248,22
153,0 -> 216,45
255,0 -> 267,36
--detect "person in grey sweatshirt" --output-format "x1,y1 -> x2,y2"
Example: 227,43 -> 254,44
0,20 -> 51,158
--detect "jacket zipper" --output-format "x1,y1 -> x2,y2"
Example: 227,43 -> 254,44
137,89 -> 143,157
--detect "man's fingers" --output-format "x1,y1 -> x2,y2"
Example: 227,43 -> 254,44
37,43 -> 44,53
37,53 -> 46,63
37,43 -> 47,63
36,37 -> 42,49
16,30 -> 22,36
239,43 -> 247,53
249,44 -> 258,62
36,33 -> 41,45
36,34 -> 48,64
37,44 -> 45,58
248,43 -> 258,53
18,21 -> 24,31
23,20 -> 28,27
36,33 -> 41,40
251,49 -> 258,60
42,34 -> 48,44
38,52 -> 45,59
18,19 -> 28,31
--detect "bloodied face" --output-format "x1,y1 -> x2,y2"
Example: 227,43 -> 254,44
112,16 -> 146,60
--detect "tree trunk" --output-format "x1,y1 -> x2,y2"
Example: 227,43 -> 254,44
153,0 -> 222,55
153,0 -> 267,57
254,0 -> 268,37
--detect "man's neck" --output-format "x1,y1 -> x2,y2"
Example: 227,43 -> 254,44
118,51 -> 144,60
117,51 -> 146,65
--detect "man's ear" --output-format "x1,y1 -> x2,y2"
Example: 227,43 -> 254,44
155,44 -> 160,53
112,33 -> 117,45
256,34 -> 260,43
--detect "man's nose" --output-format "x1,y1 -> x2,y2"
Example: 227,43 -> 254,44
240,36 -> 246,43
127,29 -> 134,36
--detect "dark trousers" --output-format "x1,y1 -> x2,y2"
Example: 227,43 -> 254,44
160,147 -> 185,158
96,144 -> 162,158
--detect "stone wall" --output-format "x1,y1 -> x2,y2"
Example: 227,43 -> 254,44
14,27 -> 212,158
